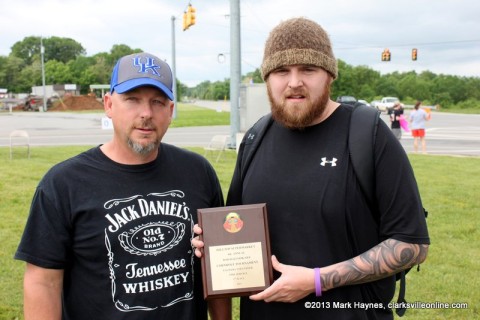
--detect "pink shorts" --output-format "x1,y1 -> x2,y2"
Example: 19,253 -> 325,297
412,129 -> 425,137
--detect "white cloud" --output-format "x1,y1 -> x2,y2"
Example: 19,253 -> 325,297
1,0 -> 479,87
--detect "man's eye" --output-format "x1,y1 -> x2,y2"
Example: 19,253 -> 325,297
273,69 -> 288,75
153,100 -> 166,106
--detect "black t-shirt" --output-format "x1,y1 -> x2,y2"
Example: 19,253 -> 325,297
15,144 -> 223,320
389,108 -> 404,129
228,105 -> 429,320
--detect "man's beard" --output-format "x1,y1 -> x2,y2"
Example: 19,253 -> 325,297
267,82 -> 330,130
127,120 -> 159,155
127,139 -> 158,155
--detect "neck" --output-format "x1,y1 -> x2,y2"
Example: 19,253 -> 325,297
100,141 -> 159,165
311,100 -> 340,126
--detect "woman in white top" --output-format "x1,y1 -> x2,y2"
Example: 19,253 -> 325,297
409,101 -> 430,153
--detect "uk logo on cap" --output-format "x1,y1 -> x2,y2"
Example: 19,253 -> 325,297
109,52 -> 174,100
132,56 -> 161,76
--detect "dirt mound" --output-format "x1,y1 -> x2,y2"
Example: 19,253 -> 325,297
49,95 -> 104,111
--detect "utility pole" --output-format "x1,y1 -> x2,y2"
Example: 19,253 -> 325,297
229,0 -> 241,148
40,37 -> 46,112
171,16 -> 178,119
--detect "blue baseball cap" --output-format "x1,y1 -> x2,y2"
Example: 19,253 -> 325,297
109,52 -> 174,100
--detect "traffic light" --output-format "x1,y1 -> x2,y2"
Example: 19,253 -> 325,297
183,4 -> 196,31
182,12 -> 188,31
381,49 -> 391,61
412,48 -> 418,61
188,5 -> 196,27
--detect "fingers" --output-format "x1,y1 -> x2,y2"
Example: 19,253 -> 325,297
191,236 -> 204,248
194,246 -> 203,258
250,256 -> 280,302
193,224 -> 203,235
271,255 -> 281,271
250,256 -> 313,303
192,225 -> 205,258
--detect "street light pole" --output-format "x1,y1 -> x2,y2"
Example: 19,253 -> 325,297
229,0 -> 241,148
171,15 -> 178,119
40,37 -> 46,112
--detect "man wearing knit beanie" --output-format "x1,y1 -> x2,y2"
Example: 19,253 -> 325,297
193,17 -> 429,320
261,17 -> 338,81
260,17 -> 341,130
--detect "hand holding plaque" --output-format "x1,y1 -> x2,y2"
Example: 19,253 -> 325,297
197,203 -> 273,299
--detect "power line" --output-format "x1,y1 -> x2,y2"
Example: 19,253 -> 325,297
336,39 -> 480,50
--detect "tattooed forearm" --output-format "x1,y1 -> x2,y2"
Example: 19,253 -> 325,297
322,239 -> 428,291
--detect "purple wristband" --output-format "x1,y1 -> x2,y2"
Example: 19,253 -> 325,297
314,268 -> 322,297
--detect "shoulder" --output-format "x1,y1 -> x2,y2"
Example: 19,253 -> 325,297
44,147 -> 98,177
36,147 -> 99,192
161,143 -> 206,161
161,143 -> 215,170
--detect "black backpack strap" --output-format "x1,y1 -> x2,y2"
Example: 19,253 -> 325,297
349,104 -> 421,317
348,103 -> 380,206
227,113 -> 273,206
240,113 -> 274,181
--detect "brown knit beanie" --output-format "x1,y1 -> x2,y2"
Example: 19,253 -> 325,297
261,17 -> 338,81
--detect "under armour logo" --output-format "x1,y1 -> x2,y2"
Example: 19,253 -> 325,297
320,157 -> 337,167
247,133 -> 255,140
132,57 -> 161,76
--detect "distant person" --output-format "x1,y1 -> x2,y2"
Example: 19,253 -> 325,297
409,101 -> 430,153
388,102 -> 404,139
15,52 -> 229,320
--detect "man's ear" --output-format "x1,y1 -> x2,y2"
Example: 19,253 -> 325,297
104,93 -> 113,118
169,101 -> 175,120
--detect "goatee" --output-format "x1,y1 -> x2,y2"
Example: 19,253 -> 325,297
128,119 -> 159,155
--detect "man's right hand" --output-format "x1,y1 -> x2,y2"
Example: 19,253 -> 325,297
192,224 -> 205,258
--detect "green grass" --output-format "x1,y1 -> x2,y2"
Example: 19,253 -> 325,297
9,102 -> 232,127
1,147 -> 479,319
171,104 -> 231,127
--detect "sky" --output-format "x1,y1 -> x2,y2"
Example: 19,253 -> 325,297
1,0 -> 480,87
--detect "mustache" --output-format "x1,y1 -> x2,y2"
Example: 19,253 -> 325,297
135,119 -> 156,130
284,88 -> 309,98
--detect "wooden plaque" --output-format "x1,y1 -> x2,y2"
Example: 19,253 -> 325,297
197,203 -> 273,299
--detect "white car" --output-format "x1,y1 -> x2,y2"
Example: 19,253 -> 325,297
376,97 -> 400,112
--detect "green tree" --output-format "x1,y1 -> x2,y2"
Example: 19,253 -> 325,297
176,78 -> 188,102
332,60 -> 355,98
243,68 -> 263,83
44,36 -> 86,63
45,60 -> 72,84
397,72 -> 431,101
68,56 -> 95,79
17,64 -> 39,92
190,80 -> 212,99
87,53 -> 113,85
10,36 -> 85,65
1,56 -> 29,92
10,36 -> 41,65
110,45 -> 142,65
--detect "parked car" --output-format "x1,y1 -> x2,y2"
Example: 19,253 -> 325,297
370,100 -> 380,109
375,97 -> 400,112
336,96 -> 357,106
357,99 -> 372,107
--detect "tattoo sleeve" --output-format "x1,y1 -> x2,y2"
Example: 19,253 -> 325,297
322,239 -> 428,291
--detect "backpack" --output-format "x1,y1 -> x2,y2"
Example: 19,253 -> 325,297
238,103 -> 424,317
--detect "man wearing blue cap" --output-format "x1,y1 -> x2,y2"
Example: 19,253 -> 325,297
15,52 -> 229,320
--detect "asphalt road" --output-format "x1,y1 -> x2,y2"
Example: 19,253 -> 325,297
1,109 -> 479,157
